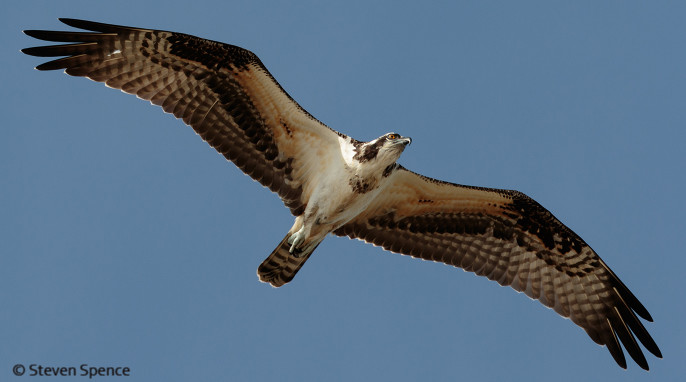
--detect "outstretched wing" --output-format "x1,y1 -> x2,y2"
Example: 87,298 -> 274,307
334,166 -> 661,370
22,18 -> 346,216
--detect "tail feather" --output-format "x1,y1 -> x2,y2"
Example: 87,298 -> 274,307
257,235 -> 319,287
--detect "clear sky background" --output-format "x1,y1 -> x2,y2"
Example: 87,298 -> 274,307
2,1 -> 684,381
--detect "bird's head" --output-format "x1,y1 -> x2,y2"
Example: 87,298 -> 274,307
354,132 -> 412,167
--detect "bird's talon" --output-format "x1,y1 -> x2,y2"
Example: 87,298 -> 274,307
288,231 -> 305,253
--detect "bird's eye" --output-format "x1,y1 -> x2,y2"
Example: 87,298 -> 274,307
387,134 -> 399,140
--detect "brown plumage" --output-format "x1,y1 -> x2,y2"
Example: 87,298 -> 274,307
23,18 -> 661,370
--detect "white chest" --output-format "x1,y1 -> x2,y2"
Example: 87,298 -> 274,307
303,138 -> 391,228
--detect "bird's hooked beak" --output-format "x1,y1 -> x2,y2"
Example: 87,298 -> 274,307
397,136 -> 412,146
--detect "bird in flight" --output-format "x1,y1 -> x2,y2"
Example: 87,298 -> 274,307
23,18 -> 661,370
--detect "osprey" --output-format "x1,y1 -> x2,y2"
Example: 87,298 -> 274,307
23,19 -> 661,370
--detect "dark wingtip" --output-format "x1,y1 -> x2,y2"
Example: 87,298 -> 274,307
34,62 -> 58,71
605,319 -> 628,369
58,18 -> 82,26
632,300 -> 654,322
23,30 -> 43,38
56,18 -> 138,33
19,46 -> 40,70
20,45 -> 47,71
643,311 -> 654,323
653,347 -> 663,359
20,46 -> 42,56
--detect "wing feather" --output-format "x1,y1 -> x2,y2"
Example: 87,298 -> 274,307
334,167 -> 661,369
23,18 -> 347,215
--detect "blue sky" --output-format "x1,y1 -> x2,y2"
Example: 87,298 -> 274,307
2,1 -> 684,381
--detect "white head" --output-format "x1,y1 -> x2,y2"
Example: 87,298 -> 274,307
353,132 -> 412,167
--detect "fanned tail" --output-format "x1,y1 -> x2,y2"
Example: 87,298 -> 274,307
257,235 -> 319,287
